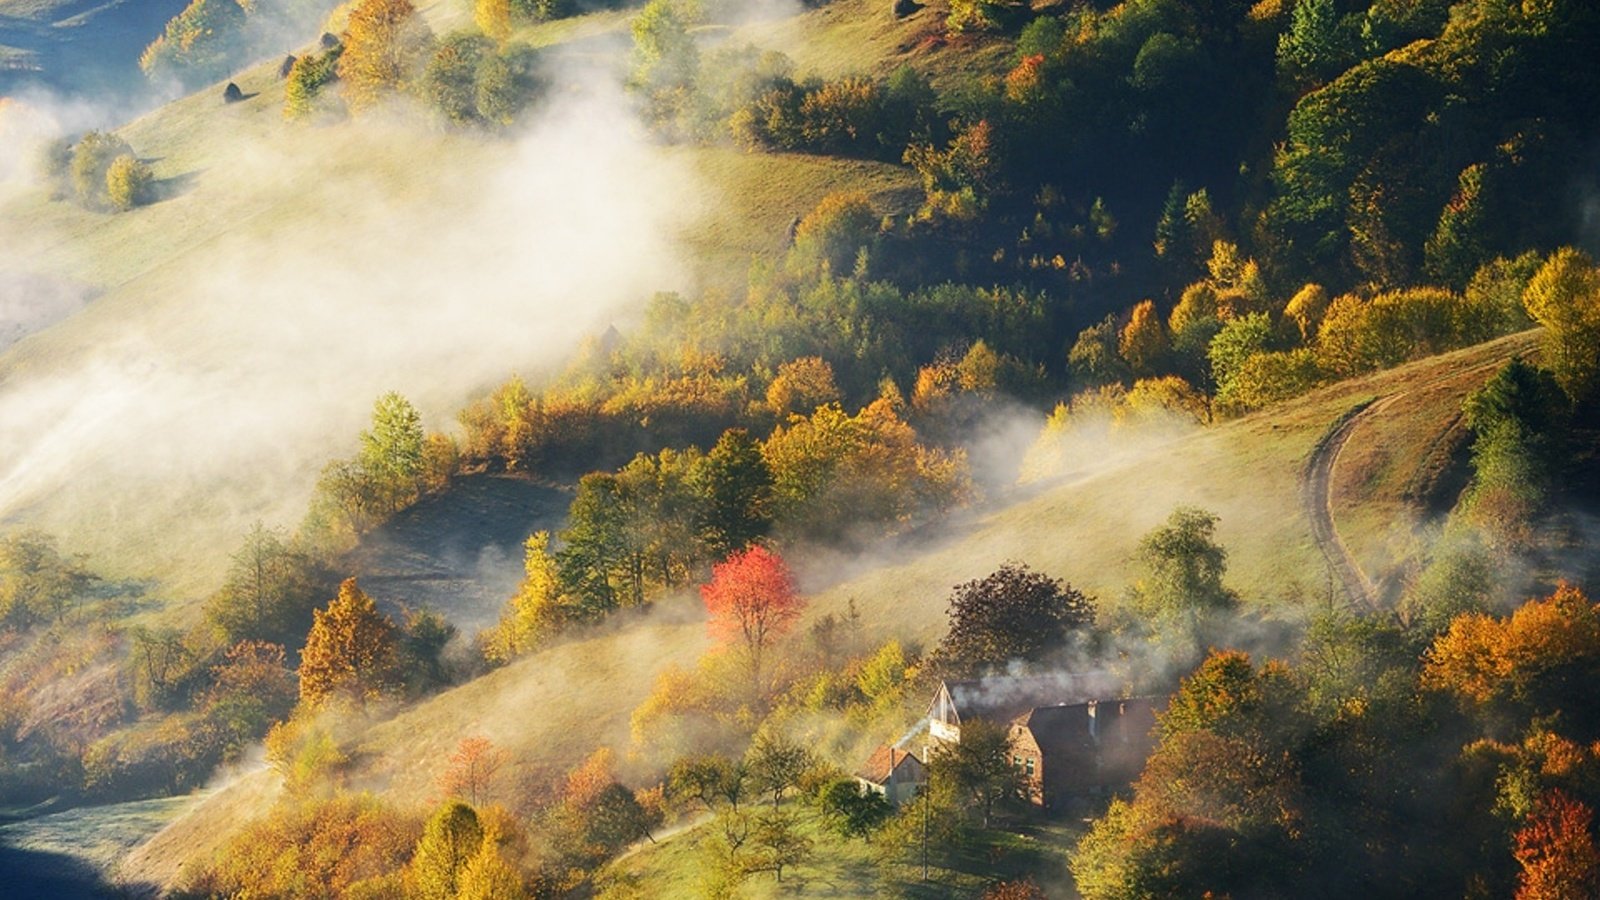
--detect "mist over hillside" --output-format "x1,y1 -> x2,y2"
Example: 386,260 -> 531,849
4,0 -> 1600,897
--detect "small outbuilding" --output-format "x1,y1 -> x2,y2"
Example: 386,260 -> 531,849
854,744 -> 926,807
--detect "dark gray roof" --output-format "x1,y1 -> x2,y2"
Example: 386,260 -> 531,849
940,672 -> 1118,724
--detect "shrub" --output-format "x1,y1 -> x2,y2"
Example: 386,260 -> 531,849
67,131 -> 133,209
285,50 -> 342,120
105,154 -> 153,211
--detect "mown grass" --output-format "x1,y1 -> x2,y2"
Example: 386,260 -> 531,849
600,801 -> 1080,899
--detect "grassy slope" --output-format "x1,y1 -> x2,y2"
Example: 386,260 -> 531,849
0,1 -> 919,605
601,803 -> 1079,899
124,335 -> 1531,890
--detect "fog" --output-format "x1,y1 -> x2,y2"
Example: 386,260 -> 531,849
0,57 -> 706,591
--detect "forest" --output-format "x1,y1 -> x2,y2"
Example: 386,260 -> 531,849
3,0 -> 1600,897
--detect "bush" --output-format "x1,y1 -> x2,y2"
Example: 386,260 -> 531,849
105,154 -> 153,211
285,50 -> 343,120
67,131 -> 133,209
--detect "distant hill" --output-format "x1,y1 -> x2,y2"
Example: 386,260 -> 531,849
0,0 -> 190,103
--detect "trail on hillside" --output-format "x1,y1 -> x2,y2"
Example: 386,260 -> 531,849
1302,397 -> 1391,612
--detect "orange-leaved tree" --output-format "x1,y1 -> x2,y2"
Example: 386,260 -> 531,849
1423,583 -> 1600,734
438,736 -> 507,808
700,545 -> 803,690
299,578 -> 402,708
1514,789 -> 1600,900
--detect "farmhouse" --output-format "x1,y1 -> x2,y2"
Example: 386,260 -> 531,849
925,675 -> 1161,809
1006,698 -> 1159,808
854,744 -> 926,807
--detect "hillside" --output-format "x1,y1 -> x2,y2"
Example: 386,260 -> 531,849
120,330 -> 1535,892
5,0 -> 1600,895
0,0 -> 190,100
0,1 -> 924,605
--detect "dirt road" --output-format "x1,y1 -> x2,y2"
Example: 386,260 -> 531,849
1302,398 -> 1390,611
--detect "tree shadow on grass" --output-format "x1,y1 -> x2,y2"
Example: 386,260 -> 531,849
146,167 -> 205,205
0,842 -> 127,899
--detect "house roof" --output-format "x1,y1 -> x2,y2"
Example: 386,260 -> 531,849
854,744 -> 924,785
1012,697 -> 1162,752
934,672 -> 1118,725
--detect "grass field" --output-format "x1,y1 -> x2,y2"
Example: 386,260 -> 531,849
600,802 -> 1082,899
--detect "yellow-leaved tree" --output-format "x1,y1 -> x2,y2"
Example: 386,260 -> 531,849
474,0 -> 510,43
1523,247 -> 1600,401
338,0 -> 433,113
298,578 -> 401,708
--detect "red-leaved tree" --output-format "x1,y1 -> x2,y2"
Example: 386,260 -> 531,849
1515,789 -> 1600,900
700,545 -> 803,689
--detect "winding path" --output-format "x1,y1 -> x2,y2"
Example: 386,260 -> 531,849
1302,397 -> 1392,612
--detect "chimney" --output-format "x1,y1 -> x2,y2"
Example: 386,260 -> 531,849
1087,700 -> 1099,740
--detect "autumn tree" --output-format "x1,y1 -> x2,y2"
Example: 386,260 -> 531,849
105,154 -> 152,211
438,737 -> 508,807
583,782 -> 660,854
1119,299 -> 1169,376
284,50 -> 340,120
1423,584 -> 1600,738
928,718 -> 1025,828
764,356 -> 840,419
138,0 -> 247,84
67,131 -> 134,210
482,531 -> 566,664
203,640 -> 298,757
1207,311 -> 1274,396
205,522 -> 326,647
362,391 -> 426,513
128,626 -> 194,711
947,0 -> 1002,34
0,530 -> 88,630
932,562 -> 1094,677
746,732 -> 813,809
690,428 -> 773,557
474,0 -> 510,42
788,192 -> 878,275
817,778 -> 890,838
1514,790 -> 1600,900
746,809 -> 812,882
762,399 -> 969,541
701,545 -> 803,688
1072,651 -> 1314,898
1522,247 -> 1600,401
1283,283 -> 1330,343
1126,507 -> 1238,645
338,0 -> 433,113
629,0 -> 697,123
669,753 -> 747,813
410,801 -> 484,900
422,32 -> 492,124
298,578 -> 402,708
1069,315 -> 1130,388
184,793 -> 421,897
1425,162 -> 1491,288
